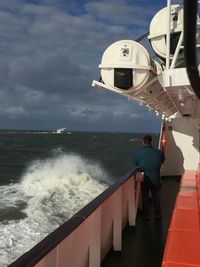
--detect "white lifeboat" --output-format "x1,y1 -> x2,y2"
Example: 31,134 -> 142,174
148,5 -> 184,62
97,39 -> 177,117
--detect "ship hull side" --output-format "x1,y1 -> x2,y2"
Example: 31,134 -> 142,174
161,117 -> 199,176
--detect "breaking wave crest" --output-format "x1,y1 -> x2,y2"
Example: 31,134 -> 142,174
0,153 -> 109,266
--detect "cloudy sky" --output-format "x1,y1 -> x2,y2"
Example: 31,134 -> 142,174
0,0 -> 169,132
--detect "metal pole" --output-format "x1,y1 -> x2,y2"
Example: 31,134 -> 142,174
166,0 -> 171,69
170,31 -> 183,69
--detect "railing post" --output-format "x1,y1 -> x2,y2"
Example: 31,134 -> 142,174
113,188 -> 122,251
135,181 -> 141,212
89,208 -> 101,267
128,175 -> 136,226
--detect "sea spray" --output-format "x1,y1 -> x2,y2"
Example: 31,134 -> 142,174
21,153 -> 109,228
0,153 -> 109,266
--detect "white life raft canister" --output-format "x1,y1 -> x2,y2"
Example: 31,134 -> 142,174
99,40 -> 157,92
148,5 -> 184,60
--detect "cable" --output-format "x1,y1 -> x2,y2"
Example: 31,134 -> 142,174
135,32 -> 149,42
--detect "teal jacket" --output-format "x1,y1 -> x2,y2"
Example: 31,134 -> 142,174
133,144 -> 165,186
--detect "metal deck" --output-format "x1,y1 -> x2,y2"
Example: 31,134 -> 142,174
101,177 -> 180,267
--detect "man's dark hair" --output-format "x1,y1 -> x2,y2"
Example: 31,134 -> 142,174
143,135 -> 152,144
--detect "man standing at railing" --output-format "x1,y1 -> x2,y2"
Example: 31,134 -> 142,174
133,135 -> 165,221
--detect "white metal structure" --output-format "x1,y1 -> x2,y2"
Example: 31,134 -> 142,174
92,2 -> 200,119
92,1 -> 200,175
149,4 -> 184,66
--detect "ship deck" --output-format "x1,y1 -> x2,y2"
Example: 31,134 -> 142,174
101,176 -> 180,267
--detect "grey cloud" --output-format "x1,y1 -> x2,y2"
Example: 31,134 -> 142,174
0,0 -> 162,131
85,1 -> 154,27
0,0 -> 24,11
8,54 -> 83,93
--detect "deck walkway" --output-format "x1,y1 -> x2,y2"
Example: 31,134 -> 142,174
101,177 -> 180,267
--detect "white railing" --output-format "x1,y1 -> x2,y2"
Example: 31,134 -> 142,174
9,169 -> 141,267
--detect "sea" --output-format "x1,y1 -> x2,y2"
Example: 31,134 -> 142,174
0,130 -> 159,266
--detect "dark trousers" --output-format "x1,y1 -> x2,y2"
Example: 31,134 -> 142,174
141,176 -> 161,218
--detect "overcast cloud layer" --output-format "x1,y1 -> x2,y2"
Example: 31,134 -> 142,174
0,0 -> 168,132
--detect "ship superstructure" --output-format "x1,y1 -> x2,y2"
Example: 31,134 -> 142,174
92,1 -> 200,176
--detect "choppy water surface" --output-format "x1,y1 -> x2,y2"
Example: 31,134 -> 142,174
0,131 -> 159,266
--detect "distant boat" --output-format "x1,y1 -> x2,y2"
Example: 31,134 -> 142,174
56,128 -> 67,134
55,128 -> 71,134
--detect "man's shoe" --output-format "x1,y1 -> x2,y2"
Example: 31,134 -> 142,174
155,215 -> 162,221
142,216 -> 150,221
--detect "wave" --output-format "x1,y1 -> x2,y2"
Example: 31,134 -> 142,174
129,138 -> 140,142
0,131 -> 51,134
0,153 -> 109,266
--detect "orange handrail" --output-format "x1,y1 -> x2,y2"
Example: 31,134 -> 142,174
162,166 -> 200,267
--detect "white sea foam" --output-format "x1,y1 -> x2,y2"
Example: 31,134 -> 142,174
130,138 -> 140,142
0,153 -> 109,266
0,184 -> 22,208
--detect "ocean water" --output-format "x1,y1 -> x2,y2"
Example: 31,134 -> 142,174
0,130 -> 159,266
